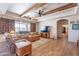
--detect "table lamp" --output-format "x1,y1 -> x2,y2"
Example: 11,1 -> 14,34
10,30 -> 15,37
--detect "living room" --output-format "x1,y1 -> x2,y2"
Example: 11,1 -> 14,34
0,3 -> 79,56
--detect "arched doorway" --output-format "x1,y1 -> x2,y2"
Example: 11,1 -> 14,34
57,19 -> 68,39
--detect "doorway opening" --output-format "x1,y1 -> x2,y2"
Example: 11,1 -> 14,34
57,19 -> 68,39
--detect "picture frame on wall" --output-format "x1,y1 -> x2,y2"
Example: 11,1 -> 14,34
72,24 -> 79,30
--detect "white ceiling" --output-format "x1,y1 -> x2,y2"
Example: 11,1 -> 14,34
0,3 -> 66,16
23,3 -> 68,17
0,3 -> 10,14
38,7 -> 77,22
37,3 -> 68,13
8,3 -> 35,14
0,3 -> 68,16
0,3 -> 78,22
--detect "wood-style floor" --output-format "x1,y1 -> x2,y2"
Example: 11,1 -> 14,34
32,38 -> 79,56
0,38 -> 79,56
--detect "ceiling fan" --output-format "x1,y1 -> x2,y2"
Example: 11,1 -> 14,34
35,7 -> 46,17
37,10 -> 44,17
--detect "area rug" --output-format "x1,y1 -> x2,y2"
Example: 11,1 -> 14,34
32,38 -> 50,49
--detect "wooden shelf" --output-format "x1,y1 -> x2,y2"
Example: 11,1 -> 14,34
41,32 -> 50,38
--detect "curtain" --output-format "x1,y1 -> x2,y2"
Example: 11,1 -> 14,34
0,18 -> 15,34
31,23 -> 36,32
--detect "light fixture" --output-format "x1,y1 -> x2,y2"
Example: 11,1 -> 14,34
10,30 -> 15,37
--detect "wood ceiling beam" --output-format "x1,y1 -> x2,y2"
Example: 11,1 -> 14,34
43,3 -> 78,15
20,3 -> 47,16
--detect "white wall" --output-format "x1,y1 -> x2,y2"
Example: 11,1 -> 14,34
36,22 -> 40,32
39,19 -> 57,39
68,15 -> 79,42
39,14 -> 79,43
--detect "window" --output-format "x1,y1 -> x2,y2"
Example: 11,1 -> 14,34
15,21 -> 20,33
15,21 -> 31,33
19,22 -> 27,31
